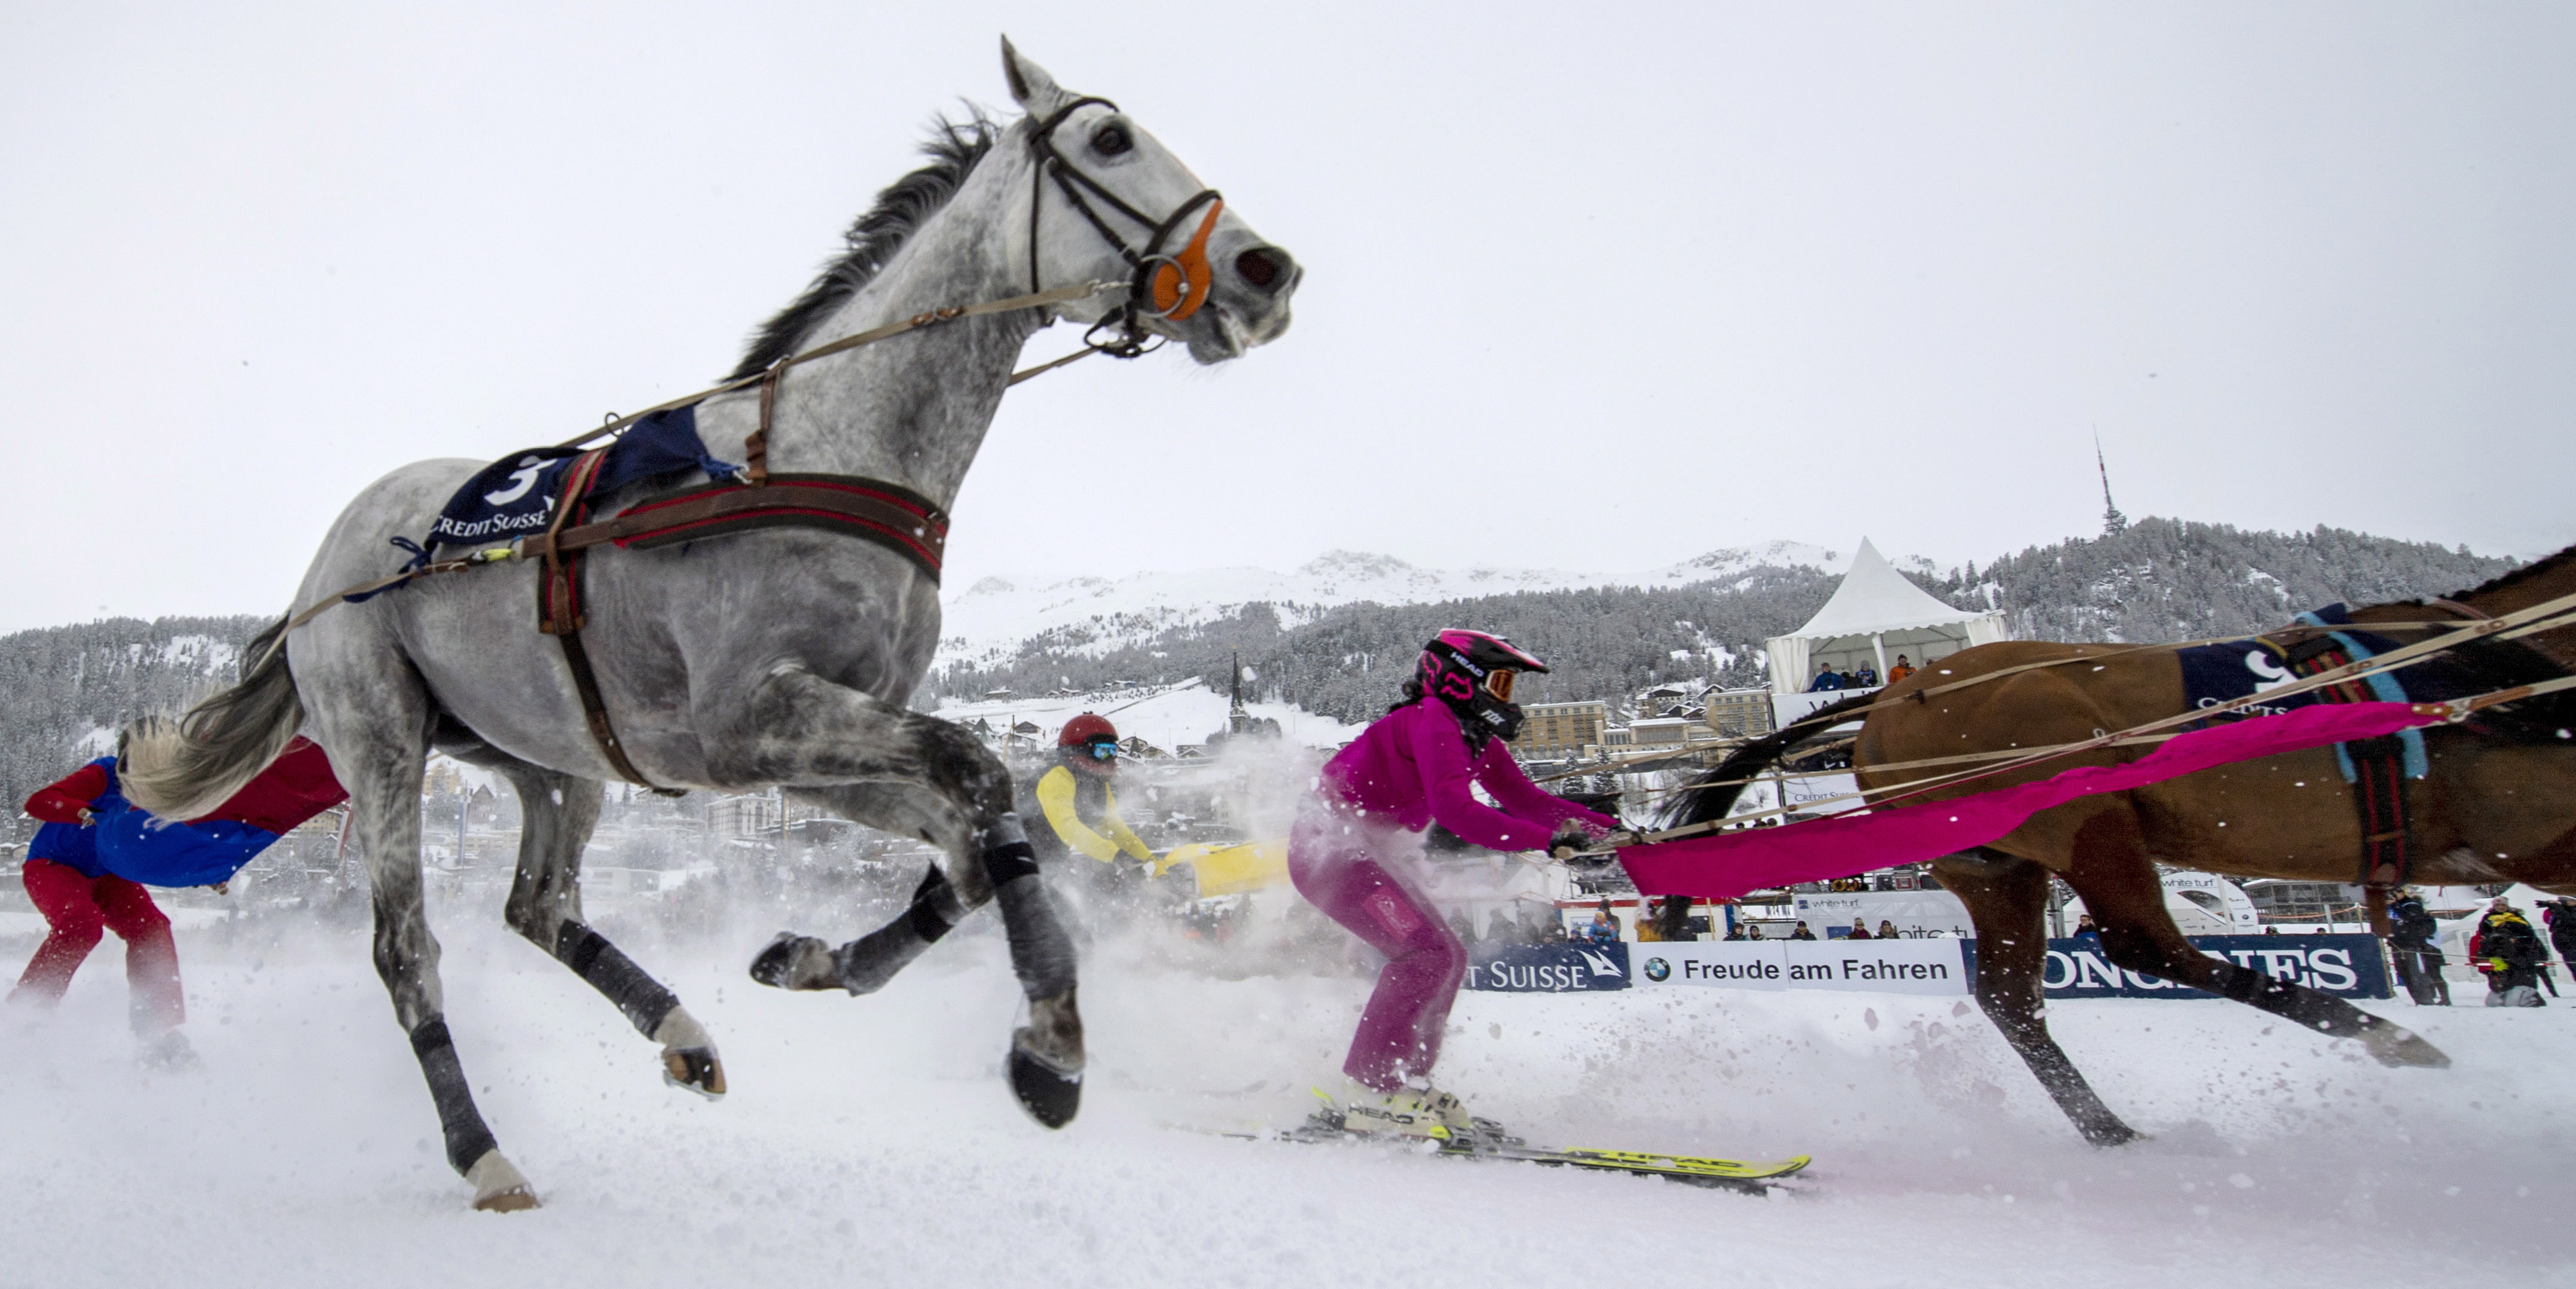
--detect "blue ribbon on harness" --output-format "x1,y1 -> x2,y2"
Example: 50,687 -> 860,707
2293,608 -> 2429,781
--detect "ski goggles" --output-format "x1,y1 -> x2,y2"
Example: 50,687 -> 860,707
1482,669 -> 1518,704
1084,739 -> 1119,761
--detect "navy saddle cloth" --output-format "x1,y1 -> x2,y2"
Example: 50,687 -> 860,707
2174,603 -> 2489,780
423,406 -> 739,550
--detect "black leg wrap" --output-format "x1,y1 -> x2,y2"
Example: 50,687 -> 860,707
554,922 -> 679,1036
409,1018 -> 499,1177
993,871 -> 1078,1000
905,866 -> 958,944
981,839 -> 1041,888
2210,960 -> 2371,1036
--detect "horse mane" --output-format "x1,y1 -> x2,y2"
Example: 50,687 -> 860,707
728,110 -> 1002,380
1659,692 -> 1878,831
2450,540 -> 2576,602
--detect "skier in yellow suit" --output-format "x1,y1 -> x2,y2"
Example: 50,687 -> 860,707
1023,714 -> 1157,885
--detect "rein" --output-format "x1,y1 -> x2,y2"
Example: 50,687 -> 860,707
1596,590 -> 2576,849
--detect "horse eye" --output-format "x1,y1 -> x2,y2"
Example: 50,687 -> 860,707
1091,124 -> 1133,156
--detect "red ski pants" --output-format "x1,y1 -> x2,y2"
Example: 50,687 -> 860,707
10,859 -> 185,1031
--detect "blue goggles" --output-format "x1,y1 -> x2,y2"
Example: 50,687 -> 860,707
1083,740 -> 1119,760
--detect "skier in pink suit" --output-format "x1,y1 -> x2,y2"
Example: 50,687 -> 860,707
1293,630 -> 1618,1135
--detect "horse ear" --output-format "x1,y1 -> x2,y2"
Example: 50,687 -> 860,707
1000,36 -> 1068,112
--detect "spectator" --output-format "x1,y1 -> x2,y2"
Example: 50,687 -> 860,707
1790,921 -> 1817,941
2385,890 -> 2450,1006
1835,670 -> 1860,689
1654,894 -> 1701,943
1807,664 -> 1844,693
1854,666 -> 1878,688
2263,925 -> 2282,936
2071,914 -> 2102,946
1876,919 -> 1899,939
1845,920 -> 1871,941
1887,655 -> 1916,684
1723,920 -> 1750,942
2471,899 -> 2549,1007
1521,903 -> 1563,944
1448,908 -> 1477,947
1636,899 -> 1665,943
1584,902 -> 1620,946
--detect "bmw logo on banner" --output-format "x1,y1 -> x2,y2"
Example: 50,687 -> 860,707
1642,956 -> 1672,982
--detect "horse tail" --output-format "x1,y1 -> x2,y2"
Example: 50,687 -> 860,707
1657,692 -> 1879,831
120,615 -> 308,819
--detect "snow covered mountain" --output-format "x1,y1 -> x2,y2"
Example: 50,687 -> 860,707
936,542 -> 1863,671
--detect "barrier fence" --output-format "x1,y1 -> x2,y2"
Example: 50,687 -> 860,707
1466,934 -> 2392,1000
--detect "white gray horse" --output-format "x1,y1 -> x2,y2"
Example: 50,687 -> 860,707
118,40 -> 1298,1211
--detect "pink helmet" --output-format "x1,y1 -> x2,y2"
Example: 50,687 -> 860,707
1417,630 -> 1547,743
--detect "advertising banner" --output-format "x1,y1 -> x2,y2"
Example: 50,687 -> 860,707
2043,934 -> 2390,1000
1466,942 -> 1632,993
1633,939 -> 1973,995
1790,890 -> 1976,940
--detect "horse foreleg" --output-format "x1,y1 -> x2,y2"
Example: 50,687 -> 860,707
496,763 -> 724,1099
1934,848 -> 2144,1146
2066,817 -> 2449,1070
730,672 -> 1082,1128
752,782 -> 979,995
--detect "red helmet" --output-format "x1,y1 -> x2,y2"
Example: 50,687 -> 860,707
1058,713 -> 1118,748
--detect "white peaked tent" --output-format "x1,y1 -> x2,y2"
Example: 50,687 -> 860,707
1766,538 -> 2009,698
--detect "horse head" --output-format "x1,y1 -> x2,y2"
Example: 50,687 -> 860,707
1002,38 -> 1299,365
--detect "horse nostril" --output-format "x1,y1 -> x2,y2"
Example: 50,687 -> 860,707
1235,248 -> 1283,290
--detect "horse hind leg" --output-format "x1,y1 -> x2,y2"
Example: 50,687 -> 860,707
318,679 -> 537,1210
2063,816 -> 2450,1071
493,760 -> 725,1099
1933,848 -> 2144,1146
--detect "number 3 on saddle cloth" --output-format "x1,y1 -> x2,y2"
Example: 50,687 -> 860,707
90,740 -> 348,888
2174,604 -> 2480,888
409,402 -> 951,792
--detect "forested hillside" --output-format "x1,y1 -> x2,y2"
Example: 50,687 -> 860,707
1928,518 -> 2518,643
0,615 -> 272,831
929,520 -> 2525,722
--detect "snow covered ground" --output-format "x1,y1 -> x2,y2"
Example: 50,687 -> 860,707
4,902 -> 2569,1289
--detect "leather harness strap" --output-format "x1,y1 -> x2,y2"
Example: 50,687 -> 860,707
524,461 -> 950,792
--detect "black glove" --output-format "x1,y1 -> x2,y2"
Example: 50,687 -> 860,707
1549,822 -> 1594,860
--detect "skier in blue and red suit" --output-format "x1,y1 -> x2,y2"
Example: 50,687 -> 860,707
11,737 -> 344,1059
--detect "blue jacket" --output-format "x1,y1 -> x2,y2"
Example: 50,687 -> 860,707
26,757 -> 121,879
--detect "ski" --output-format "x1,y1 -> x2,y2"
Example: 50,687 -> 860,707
1219,1106 -> 1810,1195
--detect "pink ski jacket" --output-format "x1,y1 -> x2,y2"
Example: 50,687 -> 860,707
1317,701 -> 1615,852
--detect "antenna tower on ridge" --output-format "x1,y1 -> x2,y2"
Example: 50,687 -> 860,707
2095,431 -> 2128,536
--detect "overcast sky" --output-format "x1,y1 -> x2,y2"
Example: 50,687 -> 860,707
2,2 -> 2569,633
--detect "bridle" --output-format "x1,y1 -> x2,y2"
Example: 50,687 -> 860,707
1025,96 -> 1224,358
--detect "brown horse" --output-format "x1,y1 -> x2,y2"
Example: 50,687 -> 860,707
1669,546 -> 2576,1145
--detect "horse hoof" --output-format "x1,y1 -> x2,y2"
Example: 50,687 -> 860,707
2361,1025 -> 2451,1068
474,1186 -> 542,1213
749,933 -> 837,991
465,1150 -> 541,1212
663,1046 -> 728,1100
1008,1040 -> 1082,1129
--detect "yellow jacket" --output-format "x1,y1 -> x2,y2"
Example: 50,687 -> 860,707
1033,763 -> 1155,863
